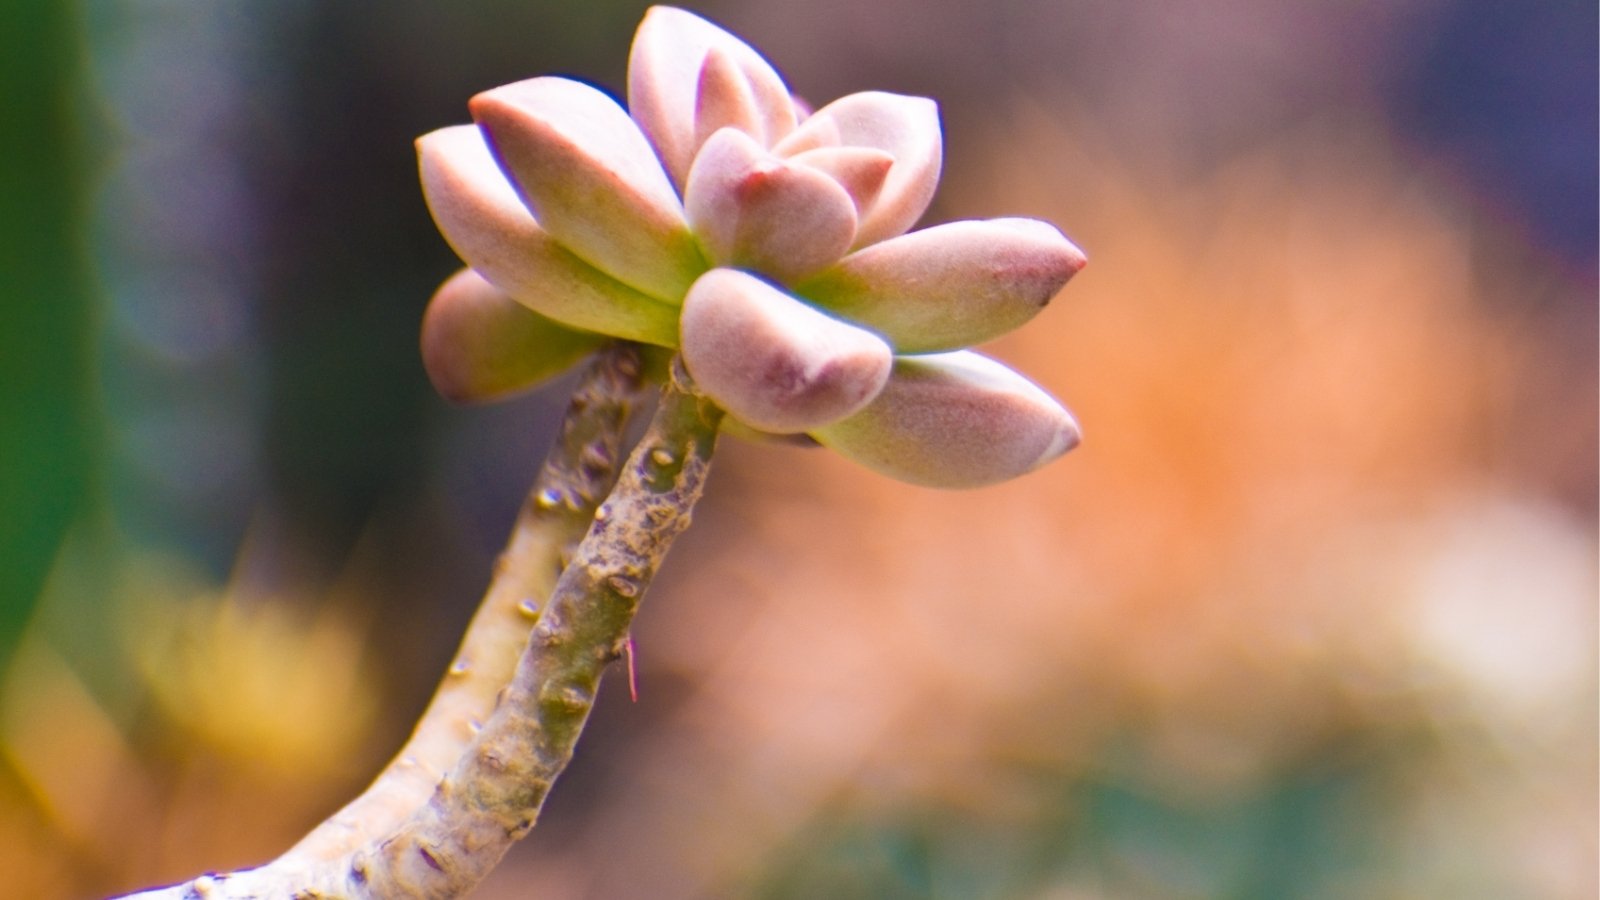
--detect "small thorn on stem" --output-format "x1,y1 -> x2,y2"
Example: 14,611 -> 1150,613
625,635 -> 639,702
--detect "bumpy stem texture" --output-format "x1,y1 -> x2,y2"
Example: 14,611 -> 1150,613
283,342 -> 646,865
114,359 -> 723,899
352,363 -> 722,896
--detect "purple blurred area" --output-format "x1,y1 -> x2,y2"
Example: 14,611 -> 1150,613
1,1 -> 1593,898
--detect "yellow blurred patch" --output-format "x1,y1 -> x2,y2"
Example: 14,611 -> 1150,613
123,580 -> 376,779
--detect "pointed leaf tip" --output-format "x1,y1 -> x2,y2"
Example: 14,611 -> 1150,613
776,91 -> 942,248
694,46 -> 764,152
799,217 -> 1087,352
787,145 -> 896,215
629,6 -> 796,189
813,351 -> 1080,488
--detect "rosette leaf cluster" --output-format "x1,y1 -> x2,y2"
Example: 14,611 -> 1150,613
418,5 -> 1086,487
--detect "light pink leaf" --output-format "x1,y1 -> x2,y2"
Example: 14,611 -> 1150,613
421,268 -> 605,404
812,351 -> 1080,488
684,127 -> 858,284
693,47 -> 765,157
470,77 -> 704,302
787,145 -> 895,215
775,91 -> 942,248
798,218 -> 1087,352
628,6 -> 797,190
417,124 -> 680,345
681,268 -> 892,433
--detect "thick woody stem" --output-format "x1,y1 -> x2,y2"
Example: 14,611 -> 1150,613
281,342 -> 647,865
114,359 -> 723,900
352,361 -> 722,896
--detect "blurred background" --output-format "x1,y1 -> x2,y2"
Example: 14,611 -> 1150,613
1,0 -> 1594,897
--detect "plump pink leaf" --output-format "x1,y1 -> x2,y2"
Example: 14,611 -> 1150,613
421,268 -> 605,404
787,145 -> 895,215
628,6 -> 797,190
798,218 -> 1087,352
470,77 -> 705,302
680,268 -> 892,433
812,351 -> 1080,488
693,47 -> 765,157
417,124 -> 680,345
684,127 -> 858,283
774,91 -> 942,248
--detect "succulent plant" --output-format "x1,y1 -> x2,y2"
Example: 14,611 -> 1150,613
114,10 -> 1094,899
418,5 -> 1086,487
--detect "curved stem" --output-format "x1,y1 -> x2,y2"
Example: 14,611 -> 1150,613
281,341 -> 647,865
353,360 -> 722,896
115,359 -> 724,899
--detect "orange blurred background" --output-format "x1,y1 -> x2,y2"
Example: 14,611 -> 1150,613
2,1 -> 1593,898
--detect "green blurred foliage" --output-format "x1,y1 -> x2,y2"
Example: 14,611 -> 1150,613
751,738 -> 1415,900
0,0 -> 96,670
